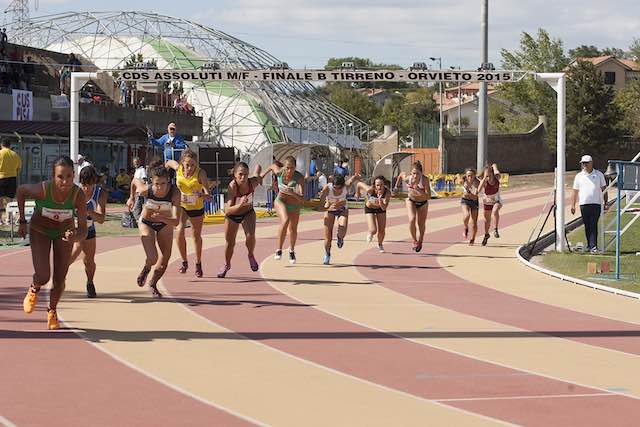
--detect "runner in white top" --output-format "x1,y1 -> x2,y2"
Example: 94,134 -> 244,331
317,173 -> 360,265
356,175 -> 391,253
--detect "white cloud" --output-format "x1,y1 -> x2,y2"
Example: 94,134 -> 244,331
194,0 -> 640,68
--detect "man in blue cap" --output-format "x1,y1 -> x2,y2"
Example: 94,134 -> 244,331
148,122 -> 187,162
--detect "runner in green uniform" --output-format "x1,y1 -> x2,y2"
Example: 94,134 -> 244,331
261,156 -> 305,264
17,156 -> 88,330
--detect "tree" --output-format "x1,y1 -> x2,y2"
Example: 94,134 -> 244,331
496,29 -> 569,148
566,61 -> 621,153
326,84 -> 380,125
569,45 -> 628,59
615,78 -> 640,138
630,38 -> 640,62
568,45 -> 602,59
375,88 -> 437,138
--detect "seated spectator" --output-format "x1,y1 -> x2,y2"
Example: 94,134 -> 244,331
115,168 -> 131,193
138,96 -> 147,109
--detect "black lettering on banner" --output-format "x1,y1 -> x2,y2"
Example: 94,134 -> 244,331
344,73 -> 354,80
408,72 -> 417,80
305,72 -> 313,80
171,72 -> 180,80
485,73 -> 494,81
462,73 -> 472,81
418,72 -> 428,80
199,72 -> 210,80
262,72 -> 271,80
122,71 -> 132,80
428,72 -> 438,80
331,72 -> 340,79
242,72 -> 249,79
477,74 -> 485,81
275,72 -> 286,80
355,73 -> 366,80
444,72 -> 452,80
502,73 -> 511,81
227,72 -> 240,79
384,72 -> 395,80
142,72 -> 149,80
374,72 -> 385,80
318,72 -> 326,80
452,72 -> 461,80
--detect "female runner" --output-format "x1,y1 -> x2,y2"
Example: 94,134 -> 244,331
127,160 -> 180,298
18,155 -> 88,329
261,156 -> 305,264
70,165 -> 107,297
460,168 -> 480,245
165,149 -> 212,278
317,173 -> 360,265
217,162 -> 263,278
393,161 -> 431,252
356,176 -> 391,253
478,163 -> 503,246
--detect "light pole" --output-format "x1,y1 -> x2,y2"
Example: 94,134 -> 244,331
430,57 -> 443,133
477,0 -> 489,171
450,66 -> 462,135
430,57 -> 444,173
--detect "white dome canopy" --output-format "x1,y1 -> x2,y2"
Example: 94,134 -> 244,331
10,11 -> 366,154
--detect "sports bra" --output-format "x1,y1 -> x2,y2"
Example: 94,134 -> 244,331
277,170 -> 303,193
484,178 -> 499,196
407,175 -> 426,190
232,179 -> 255,205
86,185 -> 101,229
326,183 -> 347,202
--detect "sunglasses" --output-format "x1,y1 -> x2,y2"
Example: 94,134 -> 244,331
169,128 -> 176,131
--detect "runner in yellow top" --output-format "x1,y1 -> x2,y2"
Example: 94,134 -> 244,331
165,149 -> 212,278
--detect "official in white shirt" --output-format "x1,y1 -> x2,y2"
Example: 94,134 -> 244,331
571,155 -> 607,253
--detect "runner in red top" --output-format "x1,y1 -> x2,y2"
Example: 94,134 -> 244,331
217,162 -> 263,278
478,163 -> 503,246
393,161 -> 431,253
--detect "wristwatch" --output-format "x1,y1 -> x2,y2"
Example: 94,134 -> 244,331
18,219 -> 28,224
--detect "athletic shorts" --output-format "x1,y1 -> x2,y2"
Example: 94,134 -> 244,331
182,207 -> 205,218
0,177 -> 17,198
461,198 -> 479,210
364,205 -> 385,215
86,227 -> 96,240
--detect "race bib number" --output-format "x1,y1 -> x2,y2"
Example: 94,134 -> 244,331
145,200 -> 172,213
181,193 -> 198,205
483,194 -> 497,204
42,207 -> 73,222
279,186 -> 295,195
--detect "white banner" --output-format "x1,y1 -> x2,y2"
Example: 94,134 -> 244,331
12,89 -> 33,120
50,94 -> 70,109
119,69 -> 527,83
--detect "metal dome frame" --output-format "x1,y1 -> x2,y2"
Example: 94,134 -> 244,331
9,10 -> 368,154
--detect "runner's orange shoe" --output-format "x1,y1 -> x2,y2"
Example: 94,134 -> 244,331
47,309 -> 59,330
23,286 -> 38,314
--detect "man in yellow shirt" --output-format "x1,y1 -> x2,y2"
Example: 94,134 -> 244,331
115,168 -> 131,192
0,139 -> 22,225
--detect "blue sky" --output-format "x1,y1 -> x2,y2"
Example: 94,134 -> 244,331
2,0 -> 639,69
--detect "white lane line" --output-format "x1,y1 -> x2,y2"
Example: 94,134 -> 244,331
0,414 -> 18,427
261,203 -> 640,403
56,315 -> 267,427
0,249 -> 29,258
435,393 -> 612,403
161,278 -> 511,427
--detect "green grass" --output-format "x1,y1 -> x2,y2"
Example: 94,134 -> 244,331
536,202 -> 640,293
